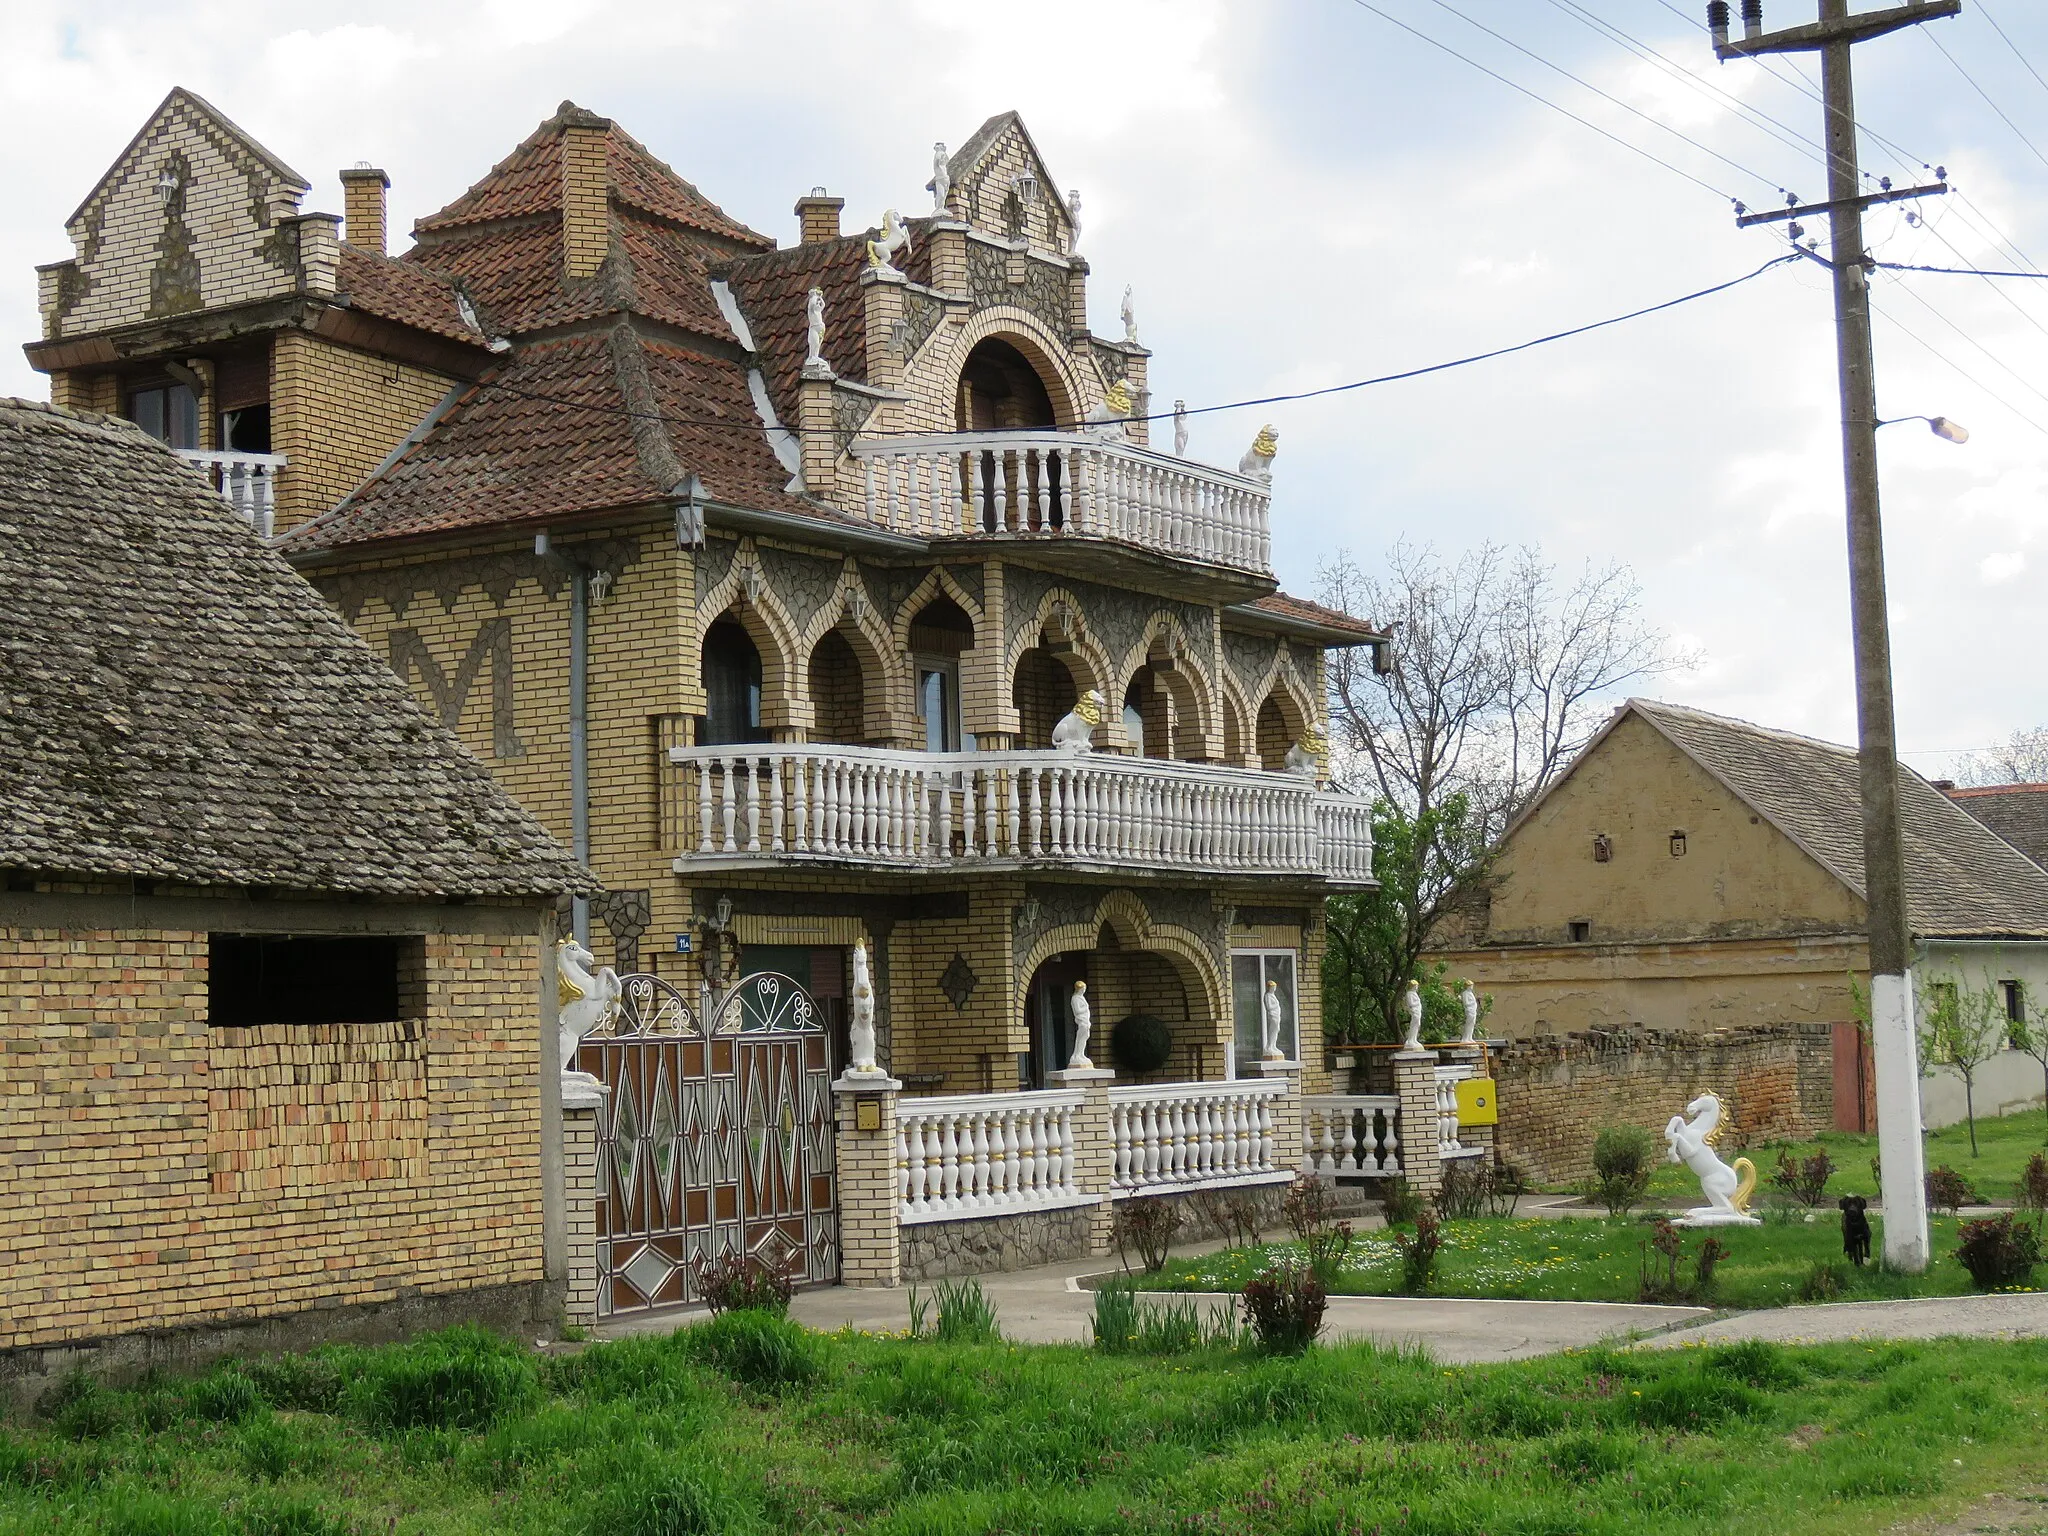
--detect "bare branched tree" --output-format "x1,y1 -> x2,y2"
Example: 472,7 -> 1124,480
1317,541 -> 1687,1040
1955,726 -> 2048,787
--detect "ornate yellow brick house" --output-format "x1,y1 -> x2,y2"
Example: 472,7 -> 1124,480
28,92 -> 1419,1311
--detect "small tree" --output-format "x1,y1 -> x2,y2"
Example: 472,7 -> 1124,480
1919,977 -> 2010,1158
2014,985 -> 2048,1135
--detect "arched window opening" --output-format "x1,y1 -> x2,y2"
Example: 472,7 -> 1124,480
956,337 -> 1062,534
1255,694 -> 1294,772
1122,665 -> 1172,759
700,617 -> 767,745
1223,695 -> 1246,767
1013,646 -> 1079,751
807,629 -> 866,746
910,596 -> 975,754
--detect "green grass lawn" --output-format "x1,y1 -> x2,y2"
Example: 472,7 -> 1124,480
1137,1213 -> 2040,1309
1635,1102 -> 2048,1206
4,1320 -> 2048,1535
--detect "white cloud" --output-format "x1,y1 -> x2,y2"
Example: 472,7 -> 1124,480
1981,551 -> 2026,584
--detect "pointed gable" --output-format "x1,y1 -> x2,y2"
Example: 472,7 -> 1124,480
943,111 -> 1076,254
47,87 -> 312,338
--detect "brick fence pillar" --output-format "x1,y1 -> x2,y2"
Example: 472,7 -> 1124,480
1051,1066 -> 1117,1255
1254,1058 -> 1303,1178
1392,1049 -> 1444,1196
833,1074 -> 903,1288
559,1074 -> 608,1329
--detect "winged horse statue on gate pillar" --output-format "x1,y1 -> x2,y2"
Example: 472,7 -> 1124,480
1665,1092 -> 1760,1226
556,936 -> 622,1075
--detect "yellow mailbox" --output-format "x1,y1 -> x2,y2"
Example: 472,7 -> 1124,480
1455,1077 -> 1498,1127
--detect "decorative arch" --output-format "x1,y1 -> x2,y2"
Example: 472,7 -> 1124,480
1219,673 -> 1254,768
1112,611 -> 1217,760
1232,641 -> 1323,773
1007,585 -> 1118,751
1013,889 -> 1225,1030
889,566 -> 986,653
948,308 -> 1087,428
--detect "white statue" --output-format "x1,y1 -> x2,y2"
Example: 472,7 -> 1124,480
1261,979 -> 1286,1061
803,287 -> 829,376
1172,399 -> 1188,458
1665,1093 -> 1761,1226
1066,188 -> 1082,250
1067,980 -> 1094,1069
846,940 -> 880,1075
1401,977 -> 1423,1051
1052,689 -> 1104,754
928,142 -> 951,216
867,208 -> 913,274
1084,378 -> 1132,439
556,936 -> 621,1074
1283,741 -> 1318,778
1459,980 -> 1481,1044
1121,284 -> 1138,344
1238,424 -> 1278,481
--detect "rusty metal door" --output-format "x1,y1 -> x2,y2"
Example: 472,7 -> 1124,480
576,972 -> 838,1316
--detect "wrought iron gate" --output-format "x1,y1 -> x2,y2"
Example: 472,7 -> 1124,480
575,972 -> 838,1315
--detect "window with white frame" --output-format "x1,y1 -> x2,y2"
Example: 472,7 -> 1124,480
1232,950 -> 1297,1070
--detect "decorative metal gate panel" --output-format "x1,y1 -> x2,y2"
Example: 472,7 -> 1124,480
575,972 -> 838,1315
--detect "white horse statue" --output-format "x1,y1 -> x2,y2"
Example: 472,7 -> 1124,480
1665,1092 -> 1760,1226
556,936 -> 621,1074
867,208 -> 913,273
845,940 -> 881,1076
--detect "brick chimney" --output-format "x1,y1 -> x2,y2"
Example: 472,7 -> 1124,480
560,105 -> 611,280
340,165 -> 389,256
795,187 -> 845,245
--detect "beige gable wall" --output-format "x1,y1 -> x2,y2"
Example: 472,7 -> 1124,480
1486,710 -> 1864,947
50,95 -> 307,339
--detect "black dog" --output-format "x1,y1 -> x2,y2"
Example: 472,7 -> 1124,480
1839,1194 -> 1872,1267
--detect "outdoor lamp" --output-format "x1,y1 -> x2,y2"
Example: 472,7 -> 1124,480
156,167 -> 180,207
1878,414 -> 1970,444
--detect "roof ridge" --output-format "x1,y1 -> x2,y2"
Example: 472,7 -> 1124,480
1627,696 -> 1863,761
1947,782 -> 2048,795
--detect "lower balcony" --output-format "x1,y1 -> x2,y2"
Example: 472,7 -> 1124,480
665,744 -> 1374,885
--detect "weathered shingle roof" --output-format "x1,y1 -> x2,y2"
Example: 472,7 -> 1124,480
1944,782 -> 2048,872
0,399 -> 594,899
1624,699 -> 2048,940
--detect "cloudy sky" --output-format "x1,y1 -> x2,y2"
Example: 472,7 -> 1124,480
5,0 -> 2045,774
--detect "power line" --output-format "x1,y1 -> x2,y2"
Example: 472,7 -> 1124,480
1925,29 -> 2048,174
1978,1 -> 2048,102
1878,273 -> 2048,415
1869,296 -> 2048,438
468,256 -> 1799,438
1342,0 -> 1738,202
1416,0 -> 1790,195
1876,258 -> 2048,280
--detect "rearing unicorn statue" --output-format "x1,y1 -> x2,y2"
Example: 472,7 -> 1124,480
1665,1092 -> 1761,1227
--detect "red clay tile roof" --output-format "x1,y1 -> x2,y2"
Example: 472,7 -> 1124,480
723,234 -> 873,423
337,244 -> 485,345
1239,592 -> 1386,641
413,102 -> 771,253
276,326 -> 810,554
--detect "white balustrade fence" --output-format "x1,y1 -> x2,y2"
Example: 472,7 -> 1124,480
1435,1064 -> 1482,1160
1300,1095 -> 1402,1178
668,744 -> 1372,884
1108,1080 -> 1286,1193
852,431 -> 1272,575
897,1089 -> 1087,1223
177,449 -> 285,537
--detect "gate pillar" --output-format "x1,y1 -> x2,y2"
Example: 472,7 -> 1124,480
1050,1066 -> 1117,1255
560,1072 -> 608,1329
833,1073 -> 904,1288
1392,1049 -> 1444,1196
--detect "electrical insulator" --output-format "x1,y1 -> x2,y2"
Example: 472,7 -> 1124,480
1741,0 -> 1764,40
1707,1 -> 1730,49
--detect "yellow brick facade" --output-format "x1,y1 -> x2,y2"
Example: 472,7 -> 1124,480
269,332 -> 457,533
1,923 -> 544,1352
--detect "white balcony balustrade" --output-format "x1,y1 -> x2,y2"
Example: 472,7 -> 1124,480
1108,1079 -> 1288,1194
851,432 -> 1271,576
176,449 -> 285,537
666,744 -> 1374,885
1301,1095 -> 1403,1178
898,1090 -> 1088,1223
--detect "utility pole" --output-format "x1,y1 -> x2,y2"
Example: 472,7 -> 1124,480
1709,0 -> 1960,1272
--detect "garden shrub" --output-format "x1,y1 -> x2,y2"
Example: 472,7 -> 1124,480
1090,1277 -> 1138,1352
930,1276 -> 1001,1343
187,1368 -> 263,1424
1770,1148 -> 1836,1207
697,1252 -> 794,1317
1114,1194 -> 1184,1274
1190,1187 -> 1267,1248
1239,1260 -> 1326,1354
1282,1173 -> 1354,1282
1591,1125 -> 1658,1216
343,1325 -> 539,1432
2017,1150 -> 2048,1219
1378,1176 -> 1423,1227
1436,1158 -> 1527,1219
241,1353 -> 343,1415
1638,1219 -> 1727,1304
1798,1260 -> 1850,1302
679,1310 -> 823,1391
1393,1208 -> 1443,1294
1954,1212 -> 2041,1290
1925,1164 -> 1980,1215
1110,1012 -> 1173,1073
34,1372 -> 123,1441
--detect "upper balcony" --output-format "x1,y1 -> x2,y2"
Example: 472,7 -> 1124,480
176,449 -> 285,538
665,743 -> 1373,888
848,431 -> 1272,587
